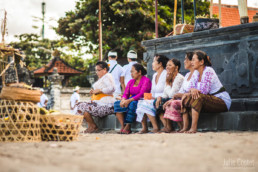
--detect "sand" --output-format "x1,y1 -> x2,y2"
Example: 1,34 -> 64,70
0,131 -> 257,172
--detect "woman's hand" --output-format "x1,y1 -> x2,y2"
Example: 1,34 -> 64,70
155,97 -> 162,109
123,99 -> 133,108
120,99 -> 132,108
173,93 -> 183,100
190,88 -> 200,99
163,99 -> 172,110
90,89 -> 101,95
120,99 -> 126,108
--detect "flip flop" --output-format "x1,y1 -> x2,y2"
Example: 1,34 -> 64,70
121,129 -> 132,134
117,128 -> 124,134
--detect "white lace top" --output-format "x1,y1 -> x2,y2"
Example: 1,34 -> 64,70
162,73 -> 184,99
92,73 -> 116,104
151,70 -> 167,98
179,70 -> 199,94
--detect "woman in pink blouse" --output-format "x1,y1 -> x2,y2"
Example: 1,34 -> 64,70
114,63 -> 152,134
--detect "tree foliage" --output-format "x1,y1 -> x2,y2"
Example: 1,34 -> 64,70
56,0 -> 210,59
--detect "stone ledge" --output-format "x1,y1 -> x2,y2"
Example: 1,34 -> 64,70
93,111 -> 258,131
142,22 -> 258,47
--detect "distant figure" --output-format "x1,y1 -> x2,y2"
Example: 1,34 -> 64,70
107,51 -> 125,98
122,50 -> 138,86
70,86 -> 80,114
37,88 -> 48,108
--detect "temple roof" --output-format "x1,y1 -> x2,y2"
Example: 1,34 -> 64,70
213,4 -> 258,27
33,56 -> 84,77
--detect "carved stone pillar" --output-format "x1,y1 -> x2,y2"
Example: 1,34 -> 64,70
48,67 -> 64,110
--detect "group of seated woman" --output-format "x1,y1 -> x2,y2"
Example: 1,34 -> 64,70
75,50 -> 231,134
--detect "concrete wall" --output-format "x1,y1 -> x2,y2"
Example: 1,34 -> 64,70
45,87 -> 91,113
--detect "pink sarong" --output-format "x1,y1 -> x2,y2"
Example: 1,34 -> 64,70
164,100 -> 182,122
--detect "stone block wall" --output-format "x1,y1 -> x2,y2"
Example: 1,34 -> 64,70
142,22 -> 258,99
45,87 -> 91,113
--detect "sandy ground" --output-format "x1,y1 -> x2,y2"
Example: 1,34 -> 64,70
0,131 -> 258,172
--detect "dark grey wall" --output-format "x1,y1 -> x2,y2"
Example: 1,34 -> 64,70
142,22 -> 258,98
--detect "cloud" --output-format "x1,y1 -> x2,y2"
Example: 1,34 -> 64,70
0,0 -> 76,43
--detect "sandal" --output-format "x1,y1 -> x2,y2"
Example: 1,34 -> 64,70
121,129 -> 132,134
117,128 -> 124,134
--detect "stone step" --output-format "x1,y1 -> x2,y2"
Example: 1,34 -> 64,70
230,98 -> 258,111
95,111 -> 258,132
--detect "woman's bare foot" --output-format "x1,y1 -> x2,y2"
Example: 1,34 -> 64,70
160,127 -> 172,133
178,128 -> 188,133
85,126 -> 99,133
186,128 -> 197,134
150,129 -> 159,133
138,129 -> 148,134
160,128 -> 167,132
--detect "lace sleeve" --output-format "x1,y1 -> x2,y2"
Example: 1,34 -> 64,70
168,74 -> 184,98
101,74 -> 116,94
199,67 -> 215,94
179,70 -> 199,93
133,77 -> 152,101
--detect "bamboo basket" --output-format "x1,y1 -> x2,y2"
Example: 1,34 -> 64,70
40,114 -> 83,141
0,86 -> 41,103
0,99 -> 41,142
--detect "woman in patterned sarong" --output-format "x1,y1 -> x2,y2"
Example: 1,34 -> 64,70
180,50 -> 231,133
76,61 -> 115,133
154,59 -> 184,133
163,52 -> 199,132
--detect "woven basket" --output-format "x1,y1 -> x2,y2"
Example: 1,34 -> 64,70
40,114 -> 83,141
0,99 -> 41,142
0,86 -> 41,103
175,24 -> 194,35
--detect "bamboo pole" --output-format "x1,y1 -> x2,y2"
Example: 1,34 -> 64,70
155,0 -> 158,38
210,0 -> 213,17
181,0 -> 184,24
173,0 -> 177,36
219,0 -> 221,27
98,0 -> 103,61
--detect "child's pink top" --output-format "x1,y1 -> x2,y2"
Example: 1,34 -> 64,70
122,76 -> 152,101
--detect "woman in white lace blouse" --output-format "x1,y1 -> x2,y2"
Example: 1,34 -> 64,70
76,61 -> 115,133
